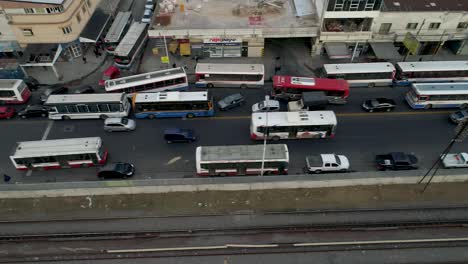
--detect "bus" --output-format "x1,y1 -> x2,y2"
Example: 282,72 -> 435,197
195,144 -> 289,177
132,91 -> 214,119
114,21 -> 148,69
321,62 -> 396,87
250,111 -> 337,141
10,137 -> 107,171
395,61 -> 468,85
405,82 -> 468,109
44,93 -> 131,120
195,63 -> 264,88
272,75 -> 350,103
104,11 -> 133,54
105,67 -> 188,94
0,79 -> 31,104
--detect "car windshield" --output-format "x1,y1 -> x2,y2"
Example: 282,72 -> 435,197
114,163 -> 126,173
334,155 -> 341,165
455,112 -> 465,118
370,100 -> 380,107
121,118 -> 128,125
257,102 -> 265,109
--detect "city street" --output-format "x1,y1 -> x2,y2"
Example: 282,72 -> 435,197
3,85 -> 468,183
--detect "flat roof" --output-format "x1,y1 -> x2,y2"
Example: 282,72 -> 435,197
44,93 -> 125,104
11,137 -> 101,158
323,62 -> 395,74
105,11 -> 133,43
195,63 -> 264,74
396,61 -> 468,72
0,79 -> 21,89
251,111 -> 337,127
198,144 -> 288,162
413,82 -> 468,95
80,8 -> 112,43
114,22 -> 148,56
151,0 -> 317,29
134,91 -> 208,103
383,0 -> 468,12
106,67 -> 186,90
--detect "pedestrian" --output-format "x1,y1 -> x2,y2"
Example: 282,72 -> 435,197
93,49 -> 99,58
418,57 -> 423,61
195,55 -> 199,63
3,174 -> 11,183
172,63 -> 177,68
82,56 -> 87,64
97,51 -> 102,57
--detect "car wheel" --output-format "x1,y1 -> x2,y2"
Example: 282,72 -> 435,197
41,113 -> 47,117
272,136 -> 280,141
62,116 -> 70,120
167,140 -> 172,144
368,83 -> 375,88
218,172 -> 227,177
369,109 -> 373,113
186,113 -> 195,118
340,169 -> 347,172
148,114 -> 155,119
424,104 -> 432,109
20,115 -> 27,119
386,108 -> 391,112
6,116 -> 11,119
240,84 -> 247,89
100,114 -> 108,120
314,170 -> 322,174
207,83 -> 214,88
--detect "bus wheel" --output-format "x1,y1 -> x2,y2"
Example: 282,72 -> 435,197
240,84 -> 247,89
272,136 -> 280,141
314,170 -> 322,174
368,83 -> 375,88
219,172 -> 227,177
186,113 -> 195,118
207,83 -> 214,88
460,104 -> 468,109
424,104 -> 432,109
148,114 -> 155,119
99,114 -> 108,120
41,113 -> 47,117
62,116 -> 70,120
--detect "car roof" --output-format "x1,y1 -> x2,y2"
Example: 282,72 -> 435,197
225,93 -> 243,99
104,117 -> 124,124
99,162 -> 127,171
164,128 -> 191,134
27,105 -> 45,110
390,152 -> 411,162
375,98 -> 395,103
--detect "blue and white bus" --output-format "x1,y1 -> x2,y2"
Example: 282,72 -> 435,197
132,91 -> 214,119
395,61 -> 468,86
405,82 -> 468,109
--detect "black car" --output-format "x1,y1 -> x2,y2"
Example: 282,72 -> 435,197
362,98 -> 396,112
40,85 -> 69,102
24,76 -> 41,91
217,93 -> 245,111
18,105 -> 48,119
164,128 -> 196,143
72,85 -> 95,94
97,162 -> 135,179
375,152 -> 418,171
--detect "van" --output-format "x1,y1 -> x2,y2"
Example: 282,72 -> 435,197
164,128 -> 196,143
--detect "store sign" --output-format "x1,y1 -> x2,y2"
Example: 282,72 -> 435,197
249,16 -> 263,26
204,38 -> 242,44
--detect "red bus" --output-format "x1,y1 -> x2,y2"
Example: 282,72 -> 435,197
272,75 -> 350,103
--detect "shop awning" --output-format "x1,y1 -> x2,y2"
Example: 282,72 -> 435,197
0,41 -> 21,53
180,43 -> 191,56
369,42 -> 402,60
18,44 -> 62,67
324,43 -> 351,59
79,8 -> 112,43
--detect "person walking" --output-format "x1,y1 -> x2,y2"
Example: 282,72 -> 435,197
172,63 -> 177,68
3,174 -> 11,183
82,56 -> 87,64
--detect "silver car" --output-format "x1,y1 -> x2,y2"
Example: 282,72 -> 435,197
104,117 -> 136,132
450,110 -> 468,123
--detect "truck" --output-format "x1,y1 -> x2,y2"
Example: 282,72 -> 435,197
287,91 -> 328,111
375,152 -> 418,171
441,153 -> 468,168
305,154 -> 350,174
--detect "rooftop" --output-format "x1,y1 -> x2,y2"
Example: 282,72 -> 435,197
382,0 -> 468,12
199,144 -> 289,162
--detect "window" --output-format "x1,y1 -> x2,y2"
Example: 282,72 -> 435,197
62,25 -> 72,34
76,13 -> 81,23
457,22 -> 468,29
429,23 -> 441,30
22,29 -> 34,36
24,8 -> 35,14
379,23 -> 392,34
406,23 -> 418,30
46,6 -> 64,13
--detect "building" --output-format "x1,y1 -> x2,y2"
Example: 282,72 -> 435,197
147,0 -> 324,58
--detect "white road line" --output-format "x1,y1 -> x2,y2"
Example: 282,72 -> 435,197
166,156 -> 181,165
41,121 -> 54,140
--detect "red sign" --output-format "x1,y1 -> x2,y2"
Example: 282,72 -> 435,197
249,16 -> 263,26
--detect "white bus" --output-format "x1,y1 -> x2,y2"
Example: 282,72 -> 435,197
104,11 -> 133,54
114,22 -> 148,69
44,93 -> 131,120
250,111 -> 337,141
195,63 -> 265,88
10,137 -> 107,171
405,82 -> 468,109
395,61 -> 468,85
0,79 -> 31,104
105,67 -> 188,94
196,144 -> 289,177
321,62 -> 396,87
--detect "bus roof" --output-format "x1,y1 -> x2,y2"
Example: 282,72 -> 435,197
0,79 -> 22,89
412,82 -> 468,95
114,22 -> 147,56
195,63 -> 264,75
44,93 -> 126,104
396,61 -> 468,72
104,11 -> 132,43
273,75 -> 349,91
11,137 -> 102,158
323,62 -> 395,74
251,111 -> 337,127
134,91 -> 209,103
105,67 -> 186,91
198,144 -> 288,162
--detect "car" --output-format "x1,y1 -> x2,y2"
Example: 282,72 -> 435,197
0,106 -> 15,119
141,9 -> 152,23
97,162 -> 135,179
305,154 -> 350,174
217,93 -> 245,111
17,105 -> 48,119
104,117 -> 136,132
449,110 -> 468,123
40,85 -> 68,102
375,152 -> 418,171
145,0 -> 155,10
252,96 -> 280,112
72,85 -> 95,94
441,152 -> 468,168
362,98 -> 396,112
164,128 -> 196,143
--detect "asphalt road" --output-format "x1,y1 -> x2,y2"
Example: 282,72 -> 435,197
2,85 -> 468,183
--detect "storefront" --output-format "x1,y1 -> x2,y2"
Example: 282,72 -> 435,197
203,38 -> 242,58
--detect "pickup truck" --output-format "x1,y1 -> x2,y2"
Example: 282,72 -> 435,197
305,154 -> 350,174
375,152 -> 418,171
441,152 -> 468,168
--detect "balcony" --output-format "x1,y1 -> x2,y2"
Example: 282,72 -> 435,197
7,0 -> 85,25
320,31 -> 373,41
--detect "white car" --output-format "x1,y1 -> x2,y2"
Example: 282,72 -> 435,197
252,96 -> 280,112
104,117 -> 136,132
441,153 -> 468,168
305,154 -> 350,174
141,9 -> 152,23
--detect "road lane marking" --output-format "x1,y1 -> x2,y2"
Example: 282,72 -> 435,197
166,156 -> 182,165
41,121 -> 54,140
